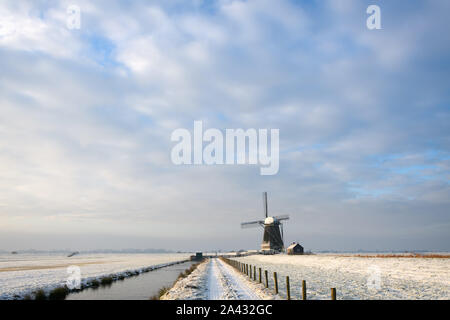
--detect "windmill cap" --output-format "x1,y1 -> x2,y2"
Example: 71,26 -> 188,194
264,217 -> 275,224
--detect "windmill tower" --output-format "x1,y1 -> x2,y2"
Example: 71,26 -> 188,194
241,192 -> 290,253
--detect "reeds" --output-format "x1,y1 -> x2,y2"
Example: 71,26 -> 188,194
150,261 -> 203,300
48,286 -> 70,300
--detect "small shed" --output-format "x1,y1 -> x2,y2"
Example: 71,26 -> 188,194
190,252 -> 203,261
287,242 -> 304,255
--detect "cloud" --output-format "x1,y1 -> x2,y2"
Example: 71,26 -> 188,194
0,0 -> 448,251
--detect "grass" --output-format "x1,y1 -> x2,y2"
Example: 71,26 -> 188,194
149,286 -> 170,300
33,289 -> 47,300
177,263 -> 199,280
150,261 -> 202,300
48,286 -> 70,300
100,276 -> 113,286
89,279 -> 100,288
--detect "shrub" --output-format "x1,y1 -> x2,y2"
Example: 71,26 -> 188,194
34,289 -> 47,300
89,279 -> 100,288
48,286 -> 69,300
100,277 -> 113,286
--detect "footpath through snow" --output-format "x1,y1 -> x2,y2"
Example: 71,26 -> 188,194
162,258 -> 277,300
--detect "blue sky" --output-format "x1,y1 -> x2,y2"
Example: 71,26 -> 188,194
0,0 -> 449,251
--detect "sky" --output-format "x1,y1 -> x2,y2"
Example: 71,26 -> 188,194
0,0 -> 449,252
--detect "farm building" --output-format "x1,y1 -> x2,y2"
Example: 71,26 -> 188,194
287,242 -> 304,255
190,252 -> 204,261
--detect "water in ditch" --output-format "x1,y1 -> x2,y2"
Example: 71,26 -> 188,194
66,260 -> 195,300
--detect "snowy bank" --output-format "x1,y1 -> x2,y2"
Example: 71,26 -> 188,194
234,254 -> 450,300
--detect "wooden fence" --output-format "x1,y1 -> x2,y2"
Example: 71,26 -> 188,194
221,257 -> 337,300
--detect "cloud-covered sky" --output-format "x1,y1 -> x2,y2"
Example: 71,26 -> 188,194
0,0 -> 449,252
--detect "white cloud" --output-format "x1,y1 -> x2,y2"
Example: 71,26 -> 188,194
0,0 -> 448,251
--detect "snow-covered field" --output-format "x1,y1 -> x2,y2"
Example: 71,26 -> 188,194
3,253 -> 448,300
0,253 -> 190,299
234,254 -> 450,300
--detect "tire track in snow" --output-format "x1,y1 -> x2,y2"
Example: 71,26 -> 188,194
207,258 -> 225,299
206,258 -> 261,300
216,258 -> 261,300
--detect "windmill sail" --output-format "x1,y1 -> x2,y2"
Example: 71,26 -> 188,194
241,220 -> 264,228
273,214 -> 289,221
263,192 -> 268,218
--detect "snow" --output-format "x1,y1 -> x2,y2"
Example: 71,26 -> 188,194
234,254 -> 450,300
207,258 -> 262,299
162,258 -> 278,300
161,260 -> 209,300
207,258 -> 226,299
0,253 -> 190,299
4,253 -> 447,300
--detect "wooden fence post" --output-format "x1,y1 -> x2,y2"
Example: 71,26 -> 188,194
259,268 -> 262,283
302,280 -> 307,300
286,276 -> 291,300
331,288 -> 336,300
274,272 -> 278,294
253,266 -> 256,281
265,270 -> 269,288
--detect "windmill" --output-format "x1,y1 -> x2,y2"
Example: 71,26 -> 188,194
241,192 -> 290,253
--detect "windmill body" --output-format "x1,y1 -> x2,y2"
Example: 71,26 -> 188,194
241,192 -> 289,253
